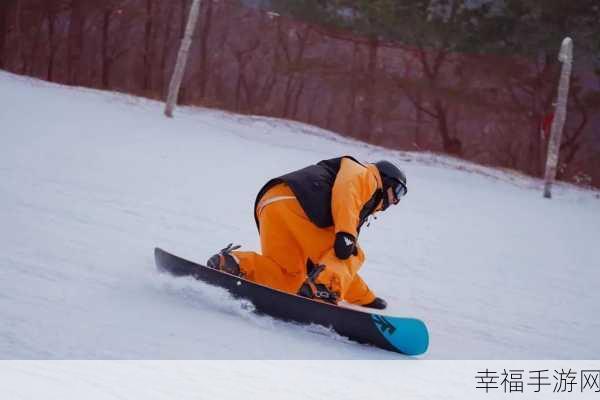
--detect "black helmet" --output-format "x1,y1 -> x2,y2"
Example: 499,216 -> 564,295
375,160 -> 407,210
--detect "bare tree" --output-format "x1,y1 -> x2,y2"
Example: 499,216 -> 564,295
362,36 -> 378,140
101,5 -> 113,88
559,90 -> 588,171
25,5 -> 45,76
100,2 -> 135,90
0,3 -> 8,70
43,0 -> 63,82
0,4 -> 6,69
14,0 -> 23,73
67,0 -> 85,85
164,0 -> 202,118
396,45 -> 465,155
197,0 -> 213,99
229,36 -> 260,112
345,41 -> 360,137
142,0 -> 154,93
543,37 -> 573,198
159,3 -> 175,97
276,21 -> 311,118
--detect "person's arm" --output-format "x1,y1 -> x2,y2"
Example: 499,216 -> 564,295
331,158 -> 378,259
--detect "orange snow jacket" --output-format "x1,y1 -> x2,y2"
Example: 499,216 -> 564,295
254,156 -> 384,238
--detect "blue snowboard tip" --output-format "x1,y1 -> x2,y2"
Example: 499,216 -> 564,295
371,315 -> 429,356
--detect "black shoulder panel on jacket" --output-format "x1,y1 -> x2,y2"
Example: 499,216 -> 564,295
253,156 -> 363,230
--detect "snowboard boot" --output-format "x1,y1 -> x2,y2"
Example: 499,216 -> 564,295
297,260 -> 338,305
362,297 -> 387,310
206,243 -> 243,277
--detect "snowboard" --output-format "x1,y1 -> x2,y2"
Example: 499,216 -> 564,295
154,247 -> 429,356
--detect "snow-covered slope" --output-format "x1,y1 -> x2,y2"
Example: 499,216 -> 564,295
1,71 -> 599,359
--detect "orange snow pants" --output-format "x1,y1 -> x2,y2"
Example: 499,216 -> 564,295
232,183 -> 375,305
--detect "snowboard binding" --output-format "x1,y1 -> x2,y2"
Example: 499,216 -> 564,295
297,260 -> 338,305
206,243 -> 243,277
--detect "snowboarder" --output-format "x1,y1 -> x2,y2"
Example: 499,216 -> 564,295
207,156 -> 407,309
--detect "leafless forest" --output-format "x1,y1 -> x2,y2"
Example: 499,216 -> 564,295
1,0 -> 599,187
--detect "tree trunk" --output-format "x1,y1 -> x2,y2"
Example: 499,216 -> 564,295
197,0 -> 213,99
256,64 -> 278,113
239,73 -> 251,112
15,0 -> 23,73
67,0 -> 84,85
543,38 -> 573,198
345,42 -> 359,137
291,78 -> 305,118
101,7 -> 111,88
363,36 -> 378,140
414,90 -> 423,149
533,54 -> 554,176
434,99 -> 462,156
46,8 -> 56,82
325,94 -> 336,130
0,5 -> 9,69
159,4 -> 175,97
27,12 -> 44,76
281,75 -> 294,117
234,52 -> 243,111
434,100 -> 450,147
164,0 -> 202,118
0,4 -> 6,70
307,90 -> 317,123
278,24 -> 310,118
143,0 -> 154,93
559,93 -> 588,172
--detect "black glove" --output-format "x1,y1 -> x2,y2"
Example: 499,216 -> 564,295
334,232 -> 357,260
363,297 -> 387,310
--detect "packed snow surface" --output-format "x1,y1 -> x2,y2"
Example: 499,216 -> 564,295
1,71 -> 599,359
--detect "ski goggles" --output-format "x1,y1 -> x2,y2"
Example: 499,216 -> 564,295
393,181 -> 408,200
